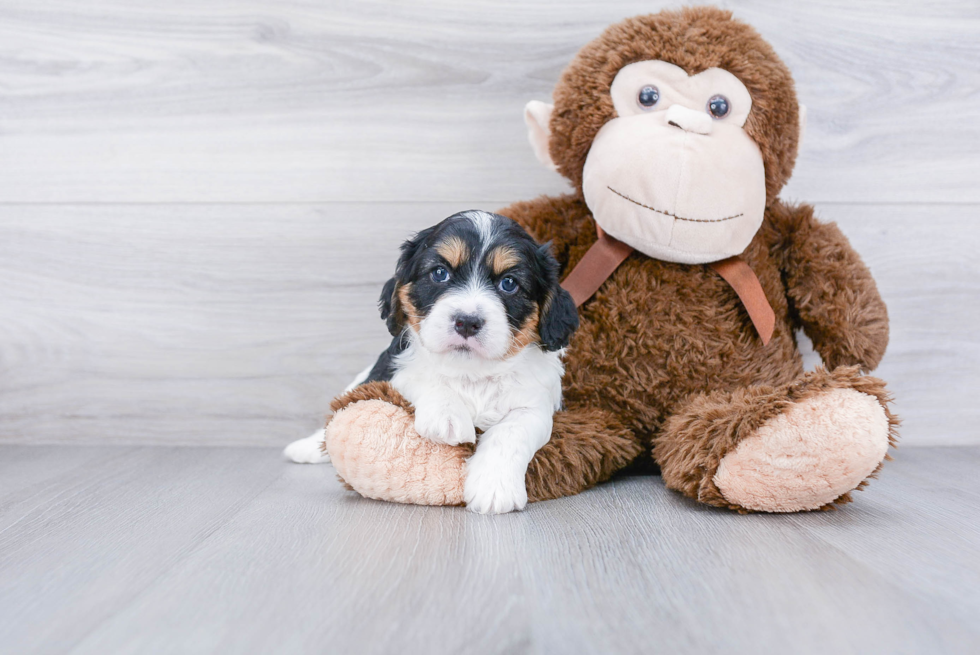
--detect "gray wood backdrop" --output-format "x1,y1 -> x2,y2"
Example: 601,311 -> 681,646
1,0 -> 977,447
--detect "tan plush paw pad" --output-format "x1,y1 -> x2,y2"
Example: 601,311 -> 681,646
325,399 -> 468,506
714,388 -> 890,512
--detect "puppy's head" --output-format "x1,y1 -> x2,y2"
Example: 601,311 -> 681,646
380,210 -> 578,360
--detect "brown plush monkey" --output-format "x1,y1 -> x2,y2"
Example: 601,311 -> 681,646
324,6 -> 898,513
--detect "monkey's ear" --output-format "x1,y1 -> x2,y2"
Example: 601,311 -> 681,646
797,103 -> 807,154
539,287 -> 579,352
378,277 -> 402,337
524,101 -> 558,172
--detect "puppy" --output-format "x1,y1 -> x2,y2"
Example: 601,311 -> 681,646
284,210 -> 578,514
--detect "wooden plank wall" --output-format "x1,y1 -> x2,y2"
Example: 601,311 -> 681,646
1,0 -> 977,446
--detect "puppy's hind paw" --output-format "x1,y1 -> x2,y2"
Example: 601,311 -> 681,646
283,431 -> 331,464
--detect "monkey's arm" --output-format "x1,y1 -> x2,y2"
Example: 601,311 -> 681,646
771,201 -> 889,372
497,194 -> 595,268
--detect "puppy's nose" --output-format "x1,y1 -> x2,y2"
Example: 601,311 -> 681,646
454,314 -> 484,338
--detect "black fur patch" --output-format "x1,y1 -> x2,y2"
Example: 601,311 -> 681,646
539,284 -> 579,351
364,332 -> 411,383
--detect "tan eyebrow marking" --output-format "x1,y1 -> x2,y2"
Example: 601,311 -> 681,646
488,246 -> 520,276
434,236 -> 469,269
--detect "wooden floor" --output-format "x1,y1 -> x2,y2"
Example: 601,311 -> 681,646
1,445 -> 977,654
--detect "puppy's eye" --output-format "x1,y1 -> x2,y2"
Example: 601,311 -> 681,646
498,276 -> 519,294
430,266 -> 450,283
707,94 -> 731,119
637,85 -> 660,109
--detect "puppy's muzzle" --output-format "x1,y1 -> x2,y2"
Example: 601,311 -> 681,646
453,314 -> 485,338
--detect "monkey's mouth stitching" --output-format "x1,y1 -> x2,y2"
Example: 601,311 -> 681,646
607,187 -> 743,223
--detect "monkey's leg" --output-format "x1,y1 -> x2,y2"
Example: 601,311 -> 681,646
325,383 -> 643,507
526,406 -> 643,502
325,381 -> 473,506
653,366 -> 899,513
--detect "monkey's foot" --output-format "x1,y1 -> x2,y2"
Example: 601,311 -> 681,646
714,385 -> 892,512
325,398 -> 471,506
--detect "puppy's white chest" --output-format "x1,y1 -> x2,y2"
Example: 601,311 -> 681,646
453,378 -> 509,430
389,343 -> 564,436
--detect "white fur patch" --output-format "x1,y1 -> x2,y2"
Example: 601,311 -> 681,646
282,430 -> 330,464
417,280 -> 512,360
391,332 -> 563,514
463,210 -> 498,252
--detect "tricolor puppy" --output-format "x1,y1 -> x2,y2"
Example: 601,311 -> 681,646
284,210 -> 578,514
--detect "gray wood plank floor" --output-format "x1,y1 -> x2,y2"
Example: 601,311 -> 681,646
0,445 -> 977,655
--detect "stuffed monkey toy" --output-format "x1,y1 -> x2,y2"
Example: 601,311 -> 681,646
324,6 -> 898,513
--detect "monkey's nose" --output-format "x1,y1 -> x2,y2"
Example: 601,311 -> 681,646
454,314 -> 484,338
665,104 -> 713,135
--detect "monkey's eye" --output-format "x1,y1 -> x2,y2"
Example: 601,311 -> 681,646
637,85 -> 660,109
498,276 -> 519,295
707,94 -> 731,119
430,266 -> 450,283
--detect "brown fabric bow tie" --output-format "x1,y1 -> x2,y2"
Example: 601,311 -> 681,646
560,230 -> 775,345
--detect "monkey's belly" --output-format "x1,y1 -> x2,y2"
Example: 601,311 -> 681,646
560,260 -> 803,433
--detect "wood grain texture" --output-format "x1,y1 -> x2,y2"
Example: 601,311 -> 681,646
0,203 -> 448,446
1,202 -> 977,447
0,445 -> 977,654
0,0 -> 977,203
0,446 -> 285,655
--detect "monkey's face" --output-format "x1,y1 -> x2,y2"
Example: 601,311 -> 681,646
580,60 -> 766,265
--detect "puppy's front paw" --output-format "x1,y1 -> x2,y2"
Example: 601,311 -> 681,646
464,453 -> 528,515
414,403 -> 476,446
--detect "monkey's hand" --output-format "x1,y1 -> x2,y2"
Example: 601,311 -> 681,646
773,201 -> 889,372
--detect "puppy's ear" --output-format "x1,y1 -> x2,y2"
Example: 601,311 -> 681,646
378,277 -> 402,337
539,286 -> 579,351
395,226 -> 435,279
379,226 -> 435,337
535,242 -> 578,351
